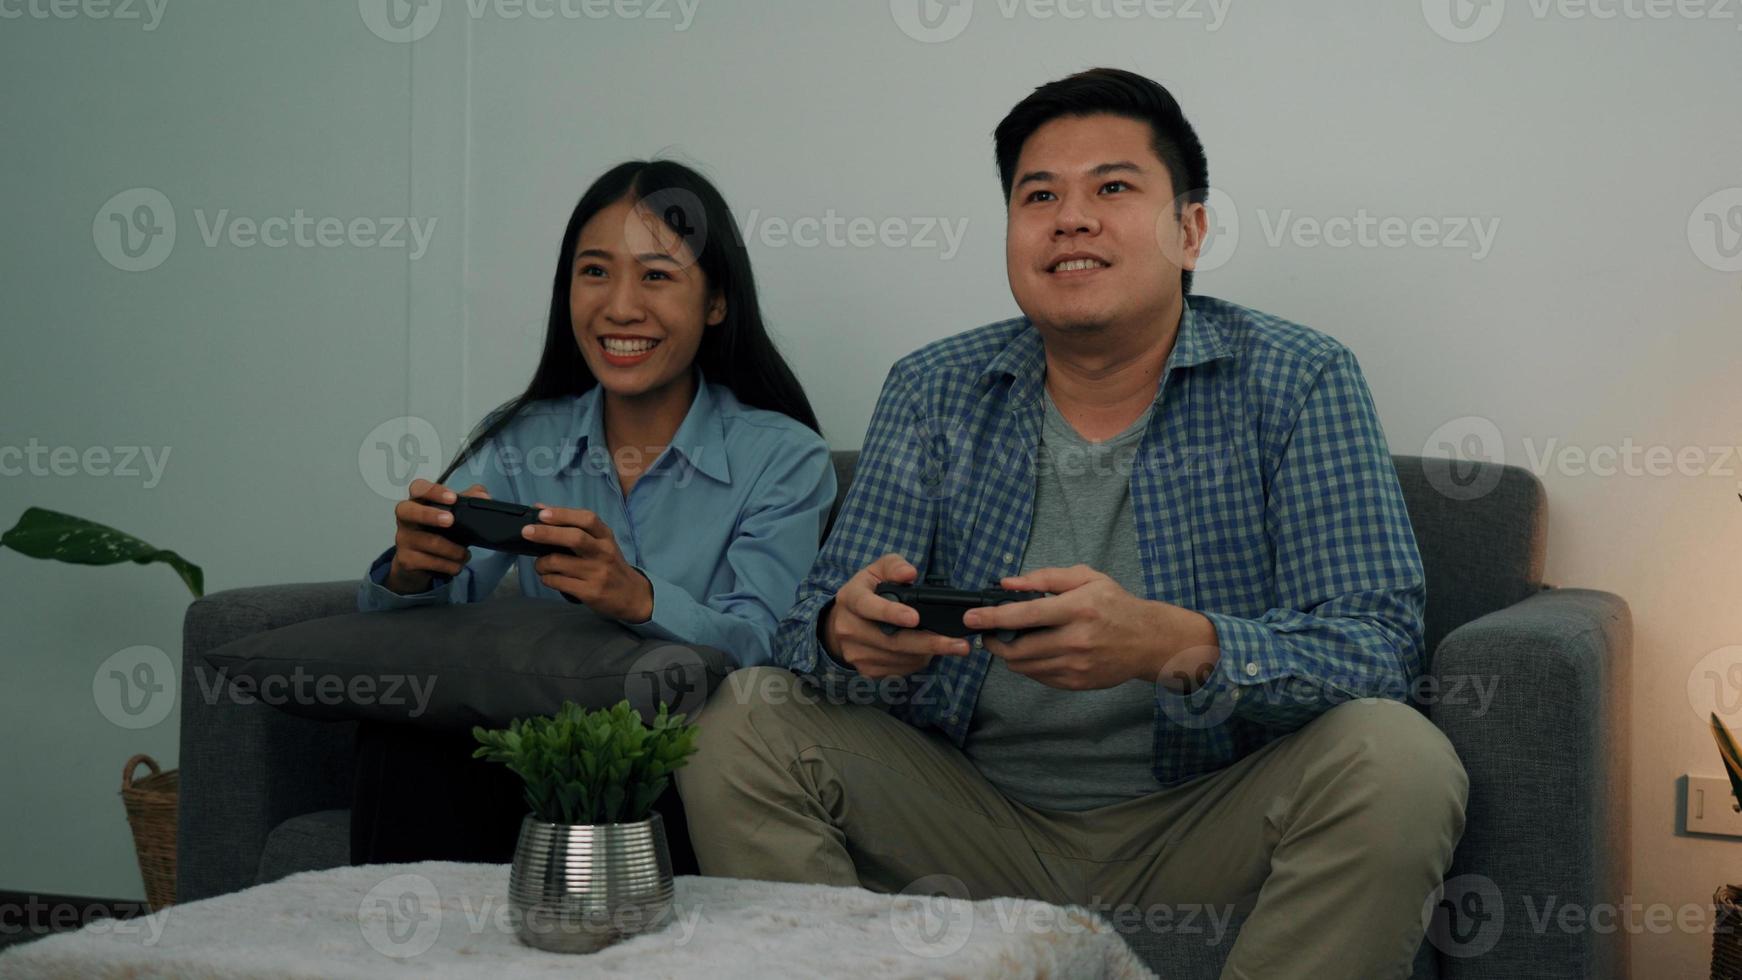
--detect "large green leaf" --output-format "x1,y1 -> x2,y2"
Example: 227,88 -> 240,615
1,507 -> 203,597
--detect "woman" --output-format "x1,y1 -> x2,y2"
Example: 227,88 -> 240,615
350,160 -> 835,866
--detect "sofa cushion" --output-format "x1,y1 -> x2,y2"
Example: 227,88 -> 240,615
255,809 -> 350,885
1391,455 -> 1547,656
201,597 -> 727,731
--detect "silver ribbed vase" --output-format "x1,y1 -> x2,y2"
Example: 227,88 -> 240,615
507,813 -> 676,953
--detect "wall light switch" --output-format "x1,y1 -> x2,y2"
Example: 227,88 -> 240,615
1686,776 -> 1742,838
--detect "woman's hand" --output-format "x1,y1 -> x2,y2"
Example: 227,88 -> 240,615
385,479 -> 491,595
522,503 -> 654,623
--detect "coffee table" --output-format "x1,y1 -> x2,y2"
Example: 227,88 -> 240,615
0,862 -> 1154,978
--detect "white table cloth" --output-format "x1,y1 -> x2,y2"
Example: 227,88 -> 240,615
0,862 -> 1155,979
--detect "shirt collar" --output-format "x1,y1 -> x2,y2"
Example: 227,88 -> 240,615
557,371 -> 731,485
981,295 -> 1233,398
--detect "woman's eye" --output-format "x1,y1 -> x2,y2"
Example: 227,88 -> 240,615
577,264 -> 606,278
643,269 -> 671,282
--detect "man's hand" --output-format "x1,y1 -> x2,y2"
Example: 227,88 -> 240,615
822,554 -> 971,679
964,565 -> 1220,692
522,503 -> 654,623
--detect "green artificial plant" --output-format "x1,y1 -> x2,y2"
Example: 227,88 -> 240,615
1,507 -> 203,597
473,699 -> 701,826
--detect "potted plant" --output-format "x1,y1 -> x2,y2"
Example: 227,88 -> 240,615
2,507 -> 204,913
472,698 -> 700,953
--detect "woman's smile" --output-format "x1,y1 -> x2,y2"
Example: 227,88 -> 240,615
598,334 -> 663,367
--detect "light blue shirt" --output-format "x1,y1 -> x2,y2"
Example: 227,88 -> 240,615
358,376 -> 836,668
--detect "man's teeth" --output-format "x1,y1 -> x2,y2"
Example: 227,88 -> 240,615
1052,258 -> 1107,273
602,337 -> 659,355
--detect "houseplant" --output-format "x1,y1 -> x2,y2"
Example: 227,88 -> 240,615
472,698 -> 700,953
2,507 -> 204,912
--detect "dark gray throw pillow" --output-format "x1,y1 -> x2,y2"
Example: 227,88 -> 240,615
200,597 -> 728,731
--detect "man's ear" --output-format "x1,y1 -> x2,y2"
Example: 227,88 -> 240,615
706,292 -> 727,326
1179,201 -> 1210,271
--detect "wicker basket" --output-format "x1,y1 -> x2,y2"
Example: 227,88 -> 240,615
1715,885 -> 1742,979
120,754 -> 178,911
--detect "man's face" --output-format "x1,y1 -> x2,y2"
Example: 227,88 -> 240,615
1004,113 -> 1203,337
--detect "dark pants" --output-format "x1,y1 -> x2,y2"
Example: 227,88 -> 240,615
349,720 -> 699,873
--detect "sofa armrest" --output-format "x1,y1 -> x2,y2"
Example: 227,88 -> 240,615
1429,587 -> 1632,980
177,581 -> 363,903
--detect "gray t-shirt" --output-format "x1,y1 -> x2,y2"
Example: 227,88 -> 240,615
962,390 -> 1162,812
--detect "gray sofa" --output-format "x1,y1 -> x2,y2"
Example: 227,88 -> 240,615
177,452 -> 1631,978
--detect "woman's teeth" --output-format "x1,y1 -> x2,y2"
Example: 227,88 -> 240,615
1053,259 -> 1107,273
602,337 -> 659,354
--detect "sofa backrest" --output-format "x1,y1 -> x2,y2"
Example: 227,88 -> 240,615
824,451 -> 1547,657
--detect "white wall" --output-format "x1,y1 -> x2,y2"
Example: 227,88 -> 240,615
4,2 -> 1738,974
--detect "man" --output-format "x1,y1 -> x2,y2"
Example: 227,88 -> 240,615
675,68 -> 1467,979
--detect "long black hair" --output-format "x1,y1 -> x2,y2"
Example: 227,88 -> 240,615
437,160 -> 820,486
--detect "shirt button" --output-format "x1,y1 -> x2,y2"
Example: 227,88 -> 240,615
1245,662 -> 1259,677
1229,689 -> 1241,701
1003,553 -> 1014,564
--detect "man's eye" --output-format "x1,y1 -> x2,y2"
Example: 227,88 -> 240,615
1100,180 -> 1128,194
1025,190 -> 1055,203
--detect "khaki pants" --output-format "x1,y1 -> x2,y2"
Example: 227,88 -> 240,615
675,667 -> 1469,980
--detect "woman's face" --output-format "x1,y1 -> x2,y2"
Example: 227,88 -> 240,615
569,195 -> 724,402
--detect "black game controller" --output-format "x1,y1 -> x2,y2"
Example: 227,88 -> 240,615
874,584 -> 1049,644
427,496 -> 567,558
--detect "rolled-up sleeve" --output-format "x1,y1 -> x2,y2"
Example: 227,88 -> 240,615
1154,345 -> 1425,732
624,435 -> 836,668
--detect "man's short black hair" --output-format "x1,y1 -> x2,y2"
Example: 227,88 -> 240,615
994,67 -> 1210,294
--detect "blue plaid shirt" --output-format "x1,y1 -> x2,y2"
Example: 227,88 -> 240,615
773,295 -> 1426,788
